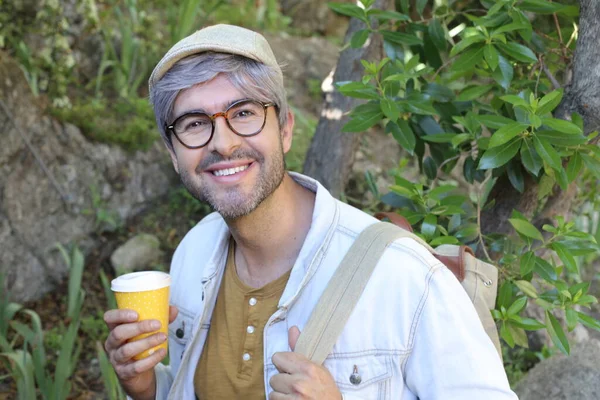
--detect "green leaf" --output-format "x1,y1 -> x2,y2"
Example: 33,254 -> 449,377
336,81 -> 379,99
566,308 -> 578,332
450,35 -> 486,57
478,139 -> 522,169
581,153 -> 600,180
367,9 -> 411,21
507,324 -> 529,348
381,98 -> 400,122
417,0 -> 428,16
489,123 -> 528,148
497,281 -> 514,309
497,42 -> 537,63
507,297 -> 528,315
351,29 -> 370,48
476,114 -> 515,129
423,83 -> 455,102
421,133 -> 456,143
452,46 -> 485,72
424,157 -> 437,180
380,30 -> 423,46
520,140 -> 543,176
545,311 -> 570,355
541,118 -> 583,134
484,45 -> 499,70
511,316 -> 545,330
566,153 -> 583,182
428,185 -> 456,200
457,85 -> 495,102
501,322 -> 515,347
342,107 -> 383,132
520,0 -> 568,14
428,18 -> 446,51
509,218 -> 543,241
552,242 -> 578,274
515,279 -> 537,298
328,2 -> 367,21
577,312 -> 600,332
536,90 -> 563,115
532,136 -> 562,170
387,120 -> 416,154
500,95 -> 529,108
421,214 -> 437,238
492,54 -> 514,90
535,257 -> 558,282
507,162 -> 524,193
536,130 -> 588,147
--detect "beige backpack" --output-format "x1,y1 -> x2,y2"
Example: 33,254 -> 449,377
295,214 -> 501,364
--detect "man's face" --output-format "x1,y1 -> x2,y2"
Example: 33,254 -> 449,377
167,74 -> 293,220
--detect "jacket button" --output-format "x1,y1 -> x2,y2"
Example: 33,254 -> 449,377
176,328 -> 184,338
349,365 -> 361,385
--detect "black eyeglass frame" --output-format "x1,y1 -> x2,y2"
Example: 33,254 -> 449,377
165,99 -> 277,149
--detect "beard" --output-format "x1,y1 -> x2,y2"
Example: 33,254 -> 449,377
179,141 -> 286,220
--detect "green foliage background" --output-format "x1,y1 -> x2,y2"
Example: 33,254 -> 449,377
1,0 -> 600,397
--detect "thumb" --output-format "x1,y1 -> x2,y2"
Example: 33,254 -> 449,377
288,325 -> 301,351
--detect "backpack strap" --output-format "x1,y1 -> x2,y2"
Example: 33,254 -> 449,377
294,222 -> 404,364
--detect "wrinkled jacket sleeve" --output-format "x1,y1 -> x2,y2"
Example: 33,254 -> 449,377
404,266 -> 518,399
154,363 -> 174,399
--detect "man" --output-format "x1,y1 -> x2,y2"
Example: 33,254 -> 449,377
104,24 -> 517,399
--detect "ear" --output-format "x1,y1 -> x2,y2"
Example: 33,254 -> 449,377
281,109 -> 295,155
165,142 -> 180,174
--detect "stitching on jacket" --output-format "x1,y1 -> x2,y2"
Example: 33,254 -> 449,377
325,349 -> 409,358
401,265 -> 441,374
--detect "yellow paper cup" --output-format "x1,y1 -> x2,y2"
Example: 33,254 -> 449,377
111,271 -> 171,360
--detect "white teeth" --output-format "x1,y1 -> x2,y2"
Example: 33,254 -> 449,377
212,164 -> 249,177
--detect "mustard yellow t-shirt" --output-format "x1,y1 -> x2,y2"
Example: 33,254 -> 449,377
194,240 -> 291,400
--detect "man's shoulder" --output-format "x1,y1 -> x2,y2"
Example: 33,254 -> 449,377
333,200 -> 444,278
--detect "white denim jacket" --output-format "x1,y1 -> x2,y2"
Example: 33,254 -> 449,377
153,172 -> 518,400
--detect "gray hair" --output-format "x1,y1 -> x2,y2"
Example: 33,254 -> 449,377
149,52 -> 289,150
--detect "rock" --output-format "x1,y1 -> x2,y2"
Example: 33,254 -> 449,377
0,51 -> 175,302
514,339 -> 600,400
110,234 -> 164,274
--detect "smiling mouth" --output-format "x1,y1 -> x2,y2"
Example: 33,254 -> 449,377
211,164 -> 250,177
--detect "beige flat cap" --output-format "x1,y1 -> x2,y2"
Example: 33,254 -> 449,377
149,24 -> 282,89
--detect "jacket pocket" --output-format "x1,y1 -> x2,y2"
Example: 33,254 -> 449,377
324,353 -> 393,400
168,307 -> 195,365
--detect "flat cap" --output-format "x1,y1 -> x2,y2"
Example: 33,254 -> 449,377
149,24 -> 282,89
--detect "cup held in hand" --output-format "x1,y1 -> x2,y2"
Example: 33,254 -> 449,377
111,271 -> 171,360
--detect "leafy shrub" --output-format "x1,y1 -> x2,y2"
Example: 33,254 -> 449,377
331,0 -> 600,364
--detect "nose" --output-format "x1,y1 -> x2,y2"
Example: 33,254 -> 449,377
206,114 -> 242,157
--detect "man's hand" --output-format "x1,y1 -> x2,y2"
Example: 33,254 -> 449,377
103,305 -> 178,400
269,326 -> 342,400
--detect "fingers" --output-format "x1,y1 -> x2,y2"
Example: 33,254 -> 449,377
112,332 -> 167,364
268,392 -> 292,400
272,351 -> 309,375
105,318 -> 162,353
269,372 -> 295,394
104,309 -> 138,331
114,346 -> 167,381
288,326 -> 301,351
168,305 -> 179,323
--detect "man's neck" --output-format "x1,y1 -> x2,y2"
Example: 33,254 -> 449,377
225,174 -> 315,288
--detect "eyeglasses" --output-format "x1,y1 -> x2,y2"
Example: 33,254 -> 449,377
165,99 -> 276,149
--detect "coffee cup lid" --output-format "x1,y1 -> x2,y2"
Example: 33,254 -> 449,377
111,271 -> 171,292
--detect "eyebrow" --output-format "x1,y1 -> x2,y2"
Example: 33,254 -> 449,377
172,98 -> 250,121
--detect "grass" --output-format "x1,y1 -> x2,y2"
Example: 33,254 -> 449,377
51,96 -> 159,152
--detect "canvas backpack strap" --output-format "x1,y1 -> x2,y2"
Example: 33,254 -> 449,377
294,222 -> 403,364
